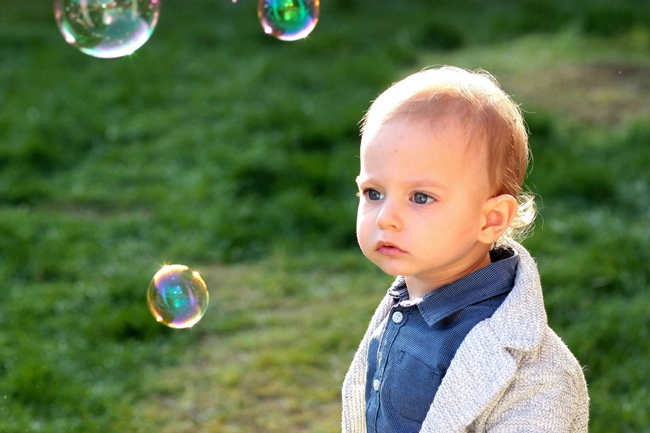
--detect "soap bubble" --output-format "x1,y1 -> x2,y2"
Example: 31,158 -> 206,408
147,264 -> 209,329
258,0 -> 319,41
54,0 -> 160,58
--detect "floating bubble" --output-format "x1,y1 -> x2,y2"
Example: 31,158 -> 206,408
258,0 -> 319,41
147,264 -> 209,329
54,0 -> 160,59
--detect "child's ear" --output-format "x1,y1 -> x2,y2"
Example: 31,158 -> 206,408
478,194 -> 518,244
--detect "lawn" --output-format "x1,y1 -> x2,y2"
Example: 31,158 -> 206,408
1,0 -> 649,431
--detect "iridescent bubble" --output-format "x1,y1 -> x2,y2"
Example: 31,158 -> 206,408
258,0 -> 319,41
147,264 -> 209,329
54,0 -> 160,59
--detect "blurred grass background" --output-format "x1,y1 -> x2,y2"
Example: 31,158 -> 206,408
1,0 -> 649,431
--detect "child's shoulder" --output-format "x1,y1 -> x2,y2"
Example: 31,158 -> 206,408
532,325 -> 587,379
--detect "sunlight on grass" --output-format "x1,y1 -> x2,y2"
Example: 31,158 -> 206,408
133,254 -> 390,432
418,27 -> 650,126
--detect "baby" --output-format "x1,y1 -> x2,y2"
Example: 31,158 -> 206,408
342,66 -> 589,432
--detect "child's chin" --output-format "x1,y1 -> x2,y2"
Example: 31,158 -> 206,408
374,261 -> 405,277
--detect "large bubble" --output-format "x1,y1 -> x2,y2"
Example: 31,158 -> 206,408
54,0 -> 160,58
258,0 -> 319,41
147,264 -> 209,329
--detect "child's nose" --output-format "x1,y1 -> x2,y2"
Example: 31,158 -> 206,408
376,199 -> 403,231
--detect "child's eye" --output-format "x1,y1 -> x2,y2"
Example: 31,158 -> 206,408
363,189 -> 384,201
412,192 -> 434,204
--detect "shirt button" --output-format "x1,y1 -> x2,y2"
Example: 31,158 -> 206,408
373,379 -> 380,391
392,311 -> 404,323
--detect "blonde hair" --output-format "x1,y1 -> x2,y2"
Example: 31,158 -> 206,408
361,66 -> 536,242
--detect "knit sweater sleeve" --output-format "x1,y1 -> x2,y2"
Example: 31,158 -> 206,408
342,293 -> 395,433
479,330 -> 590,433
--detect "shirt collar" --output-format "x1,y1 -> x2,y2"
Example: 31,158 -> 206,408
387,248 -> 519,327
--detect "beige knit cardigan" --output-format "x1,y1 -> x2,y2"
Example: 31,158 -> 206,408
341,240 -> 589,432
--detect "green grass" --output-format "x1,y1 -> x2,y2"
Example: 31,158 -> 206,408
132,252 -> 389,432
1,0 -> 650,431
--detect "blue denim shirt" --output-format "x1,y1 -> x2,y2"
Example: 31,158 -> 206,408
365,249 -> 519,433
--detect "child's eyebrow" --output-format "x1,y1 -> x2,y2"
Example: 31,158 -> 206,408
356,175 -> 447,190
355,175 -> 374,185
402,178 -> 447,190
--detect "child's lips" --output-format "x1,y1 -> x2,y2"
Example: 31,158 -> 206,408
376,241 -> 406,256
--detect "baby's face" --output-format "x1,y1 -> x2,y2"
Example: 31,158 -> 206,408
356,118 -> 494,297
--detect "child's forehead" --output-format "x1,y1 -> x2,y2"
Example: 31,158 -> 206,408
362,114 -> 483,156
360,116 -> 489,173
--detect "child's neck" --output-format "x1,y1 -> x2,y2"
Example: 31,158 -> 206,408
404,252 -> 493,299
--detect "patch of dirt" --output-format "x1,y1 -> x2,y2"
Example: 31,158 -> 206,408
501,62 -> 650,126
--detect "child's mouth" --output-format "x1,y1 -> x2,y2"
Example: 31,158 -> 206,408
376,242 -> 406,256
